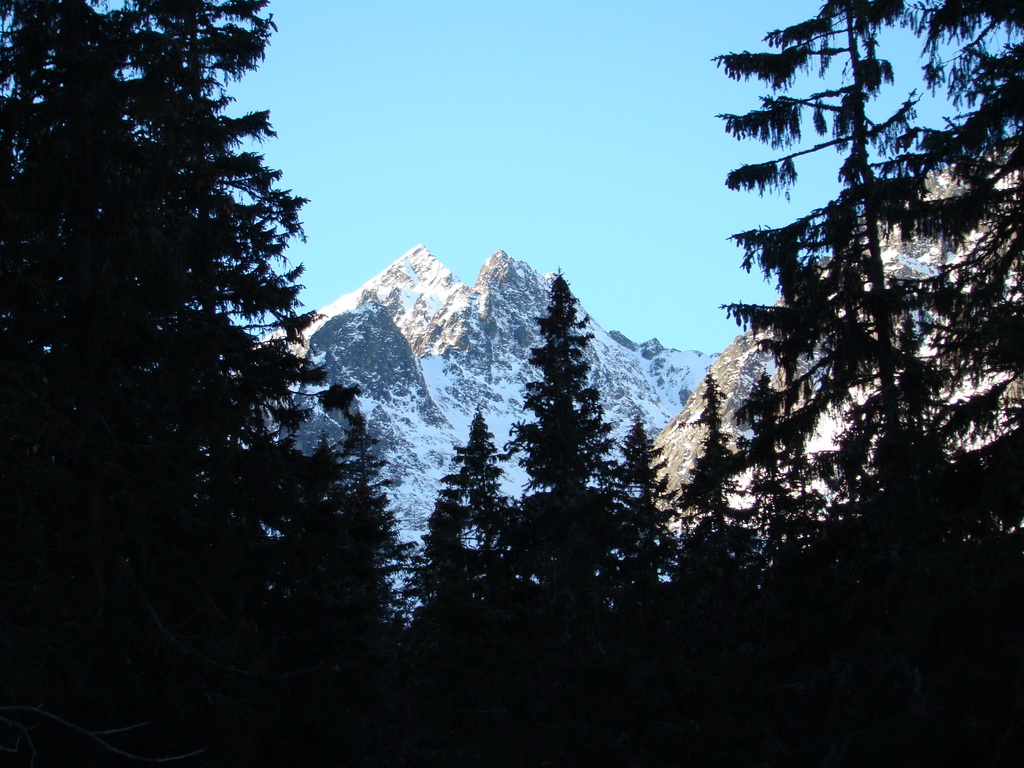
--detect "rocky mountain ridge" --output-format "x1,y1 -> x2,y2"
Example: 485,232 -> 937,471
295,246 -> 714,535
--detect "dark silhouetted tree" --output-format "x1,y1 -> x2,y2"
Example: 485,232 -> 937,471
329,412 -> 410,629
612,417 -> 677,608
418,410 -> 512,610
258,411 -> 409,766
736,372 -> 823,565
0,1 -> 381,763
717,0 -> 943,522
701,8 -> 1024,767
508,273 -> 617,620
907,0 -> 1024,537
677,374 -> 757,577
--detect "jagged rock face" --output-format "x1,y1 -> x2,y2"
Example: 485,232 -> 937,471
296,245 -> 713,536
654,329 -> 774,496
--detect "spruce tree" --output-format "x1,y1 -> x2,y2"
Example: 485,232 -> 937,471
716,0 -> 942,522
259,408 -> 409,765
677,374 -> 757,576
419,411 -> 512,610
612,417 -> 677,607
270,413 -> 409,657
508,273 -> 617,619
705,11 -> 1024,766
407,412 -> 518,762
907,1 -> 1024,536
0,1 -> 356,762
330,412 -> 410,629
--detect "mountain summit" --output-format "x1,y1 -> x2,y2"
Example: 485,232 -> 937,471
296,247 -> 713,534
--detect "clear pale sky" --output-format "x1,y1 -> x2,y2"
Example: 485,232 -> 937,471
231,1 -> 943,353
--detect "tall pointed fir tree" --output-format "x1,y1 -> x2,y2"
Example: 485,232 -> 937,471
408,411 -> 518,763
329,411 -> 411,631
677,374 -> 758,579
266,406 -> 409,665
611,417 -> 677,610
0,1 -> 370,763
508,273 -> 617,625
257,410 -> 408,766
716,0 -> 944,527
418,410 -> 512,614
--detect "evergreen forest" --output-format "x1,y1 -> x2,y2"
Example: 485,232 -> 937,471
1,1 -> 1023,765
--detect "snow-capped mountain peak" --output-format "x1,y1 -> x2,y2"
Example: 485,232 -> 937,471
475,249 -> 527,286
295,247 -> 713,535
376,244 -> 458,301
310,245 -> 460,340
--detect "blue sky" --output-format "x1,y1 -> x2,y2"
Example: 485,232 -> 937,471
232,1 -> 944,353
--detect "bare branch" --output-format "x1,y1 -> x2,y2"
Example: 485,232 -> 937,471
0,706 -> 205,764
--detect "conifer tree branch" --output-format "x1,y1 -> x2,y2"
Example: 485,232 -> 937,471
725,135 -> 849,194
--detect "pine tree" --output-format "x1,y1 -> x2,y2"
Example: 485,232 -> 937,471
704,11 -> 1024,766
0,1 -> 356,762
677,374 -> 757,576
906,1 -> 1024,536
330,412 -> 410,629
254,407 -> 409,766
716,0 -> 943,522
418,411 -> 512,610
508,273 -> 617,618
270,414 -> 409,659
612,417 -> 677,606
407,412 -> 518,762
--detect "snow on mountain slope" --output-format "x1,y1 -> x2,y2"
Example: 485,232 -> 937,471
295,246 -> 713,536
654,328 -> 775,494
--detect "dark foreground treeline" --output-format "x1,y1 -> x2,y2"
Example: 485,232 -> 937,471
2,1 -> 1022,766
